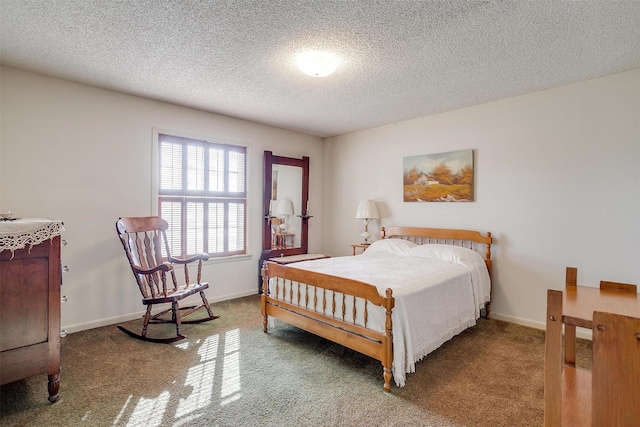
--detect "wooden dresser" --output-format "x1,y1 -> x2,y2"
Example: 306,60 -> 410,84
0,220 -> 63,403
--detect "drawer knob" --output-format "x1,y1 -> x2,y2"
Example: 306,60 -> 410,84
61,239 -> 68,246
60,330 -> 68,338
61,295 -> 68,303
62,265 -> 69,273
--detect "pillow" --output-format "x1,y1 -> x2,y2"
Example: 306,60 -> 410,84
408,243 -> 483,265
408,244 -> 491,318
362,238 -> 417,255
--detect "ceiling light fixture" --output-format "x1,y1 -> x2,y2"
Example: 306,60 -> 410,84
296,51 -> 338,77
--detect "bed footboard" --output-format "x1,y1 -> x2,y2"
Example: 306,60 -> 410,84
260,261 -> 395,392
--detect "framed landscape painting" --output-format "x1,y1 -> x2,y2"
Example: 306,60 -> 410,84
403,149 -> 474,202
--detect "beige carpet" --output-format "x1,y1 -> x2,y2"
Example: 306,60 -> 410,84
0,295 -> 591,427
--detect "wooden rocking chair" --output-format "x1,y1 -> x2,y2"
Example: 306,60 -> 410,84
116,216 -> 219,343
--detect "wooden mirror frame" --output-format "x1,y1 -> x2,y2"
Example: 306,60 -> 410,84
262,151 -> 310,260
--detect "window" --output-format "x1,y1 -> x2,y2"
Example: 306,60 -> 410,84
158,134 -> 247,258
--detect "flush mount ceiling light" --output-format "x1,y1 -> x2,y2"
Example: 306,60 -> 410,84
296,51 -> 338,77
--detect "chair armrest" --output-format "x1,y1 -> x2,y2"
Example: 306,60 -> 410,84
168,253 -> 210,264
132,262 -> 173,276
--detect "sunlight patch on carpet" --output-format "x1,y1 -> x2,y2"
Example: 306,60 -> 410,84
112,330 -> 244,425
176,361 -> 216,417
176,334 -> 219,417
112,394 -> 132,426
126,390 -> 170,427
221,329 -> 242,404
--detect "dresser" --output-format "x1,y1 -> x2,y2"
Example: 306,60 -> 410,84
0,219 -> 64,403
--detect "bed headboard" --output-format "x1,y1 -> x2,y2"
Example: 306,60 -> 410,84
380,226 -> 493,275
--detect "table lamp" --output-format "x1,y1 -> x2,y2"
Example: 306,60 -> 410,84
355,199 -> 379,244
277,199 -> 294,232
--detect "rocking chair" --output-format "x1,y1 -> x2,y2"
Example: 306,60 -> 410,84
116,216 -> 219,343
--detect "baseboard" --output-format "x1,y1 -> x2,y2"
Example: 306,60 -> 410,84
63,311 -> 145,334
62,288 -> 258,334
65,297 -> 594,341
490,312 -> 593,340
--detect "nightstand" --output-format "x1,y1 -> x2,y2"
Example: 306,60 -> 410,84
268,253 -> 329,264
351,243 -> 370,255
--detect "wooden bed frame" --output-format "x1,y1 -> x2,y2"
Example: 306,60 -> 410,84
260,226 -> 493,392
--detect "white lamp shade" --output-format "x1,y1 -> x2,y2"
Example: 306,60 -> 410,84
277,199 -> 294,216
355,199 -> 379,219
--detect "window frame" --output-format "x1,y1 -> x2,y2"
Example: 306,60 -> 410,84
156,132 -> 248,259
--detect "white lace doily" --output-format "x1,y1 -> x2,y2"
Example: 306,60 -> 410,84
0,218 -> 65,255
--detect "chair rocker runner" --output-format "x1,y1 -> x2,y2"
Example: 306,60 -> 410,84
116,216 -> 219,343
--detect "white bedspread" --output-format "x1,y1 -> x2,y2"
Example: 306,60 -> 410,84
272,240 -> 491,387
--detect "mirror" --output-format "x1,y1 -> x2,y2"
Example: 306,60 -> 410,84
262,151 -> 310,259
270,164 -> 302,247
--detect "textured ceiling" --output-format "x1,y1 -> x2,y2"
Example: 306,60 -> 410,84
1,1 -> 639,138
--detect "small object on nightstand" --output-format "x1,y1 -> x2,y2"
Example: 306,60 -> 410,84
351,243 -> 370,255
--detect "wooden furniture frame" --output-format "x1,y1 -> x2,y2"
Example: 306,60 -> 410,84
351,243 -> 370,255
561,267 -> 639,367
592,311 -> 640,426
544,267 -> 640,426
262,151 -> 310,259
260,151 -> 312,292
116,216 -> 219,343
0,236 -> 61,403
261,226 -> 493,392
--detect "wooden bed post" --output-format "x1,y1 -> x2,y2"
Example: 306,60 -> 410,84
484,232 -> 493,319
382,288 -> 394,392
485,232 -> 492,262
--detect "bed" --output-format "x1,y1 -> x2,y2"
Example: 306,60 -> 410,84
260,226 -> 493,392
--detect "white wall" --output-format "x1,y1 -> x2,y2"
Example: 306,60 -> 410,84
2,66 -> 638,334
0,66 -> 324,332
323,69 -> 640,330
